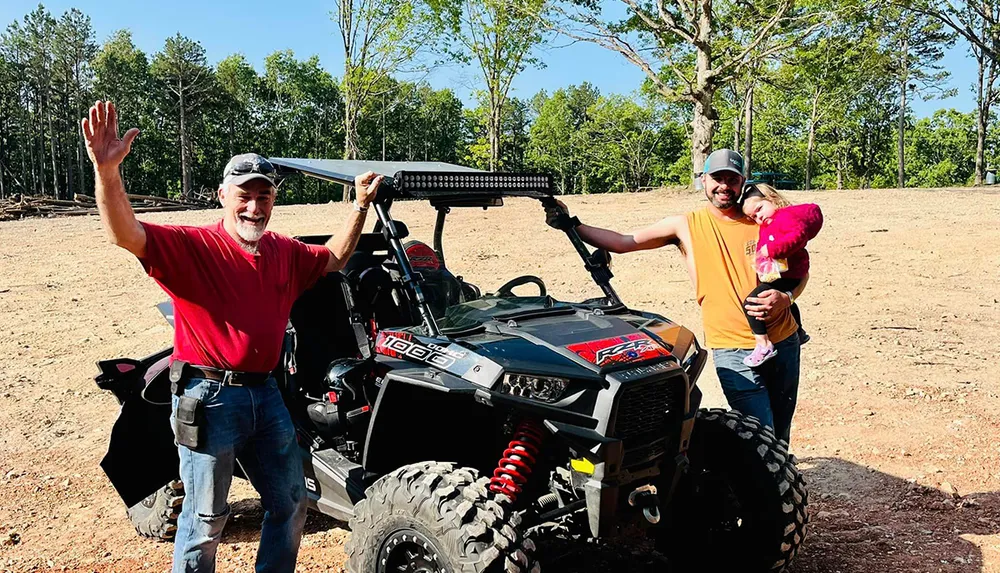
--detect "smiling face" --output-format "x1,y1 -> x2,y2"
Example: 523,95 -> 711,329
702,170 -> 745,213
219,178 -> 275,245
742,195 -> 779,225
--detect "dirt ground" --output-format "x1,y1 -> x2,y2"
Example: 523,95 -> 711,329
1,186 -> 998,573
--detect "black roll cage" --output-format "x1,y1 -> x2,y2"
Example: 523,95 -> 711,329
269,158 -> 622,337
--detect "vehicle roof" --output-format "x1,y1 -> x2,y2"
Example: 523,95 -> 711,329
270,158 -> 554,205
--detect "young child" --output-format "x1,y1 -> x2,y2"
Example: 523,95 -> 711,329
740,184 -> 823,367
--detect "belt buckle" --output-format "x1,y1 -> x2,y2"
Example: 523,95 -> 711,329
223,371 -> 242,387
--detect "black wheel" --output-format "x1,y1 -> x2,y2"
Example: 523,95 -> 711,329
126,479 -> 184,541
657,409 -> 808,572
345,461 -> 540,573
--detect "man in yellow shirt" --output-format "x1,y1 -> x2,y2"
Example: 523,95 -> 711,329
546,149 -> 807,444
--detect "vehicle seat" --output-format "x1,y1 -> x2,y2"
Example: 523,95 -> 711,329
289,272 -> 365,395
403,240 -> 464,318
353,266 -> 418,329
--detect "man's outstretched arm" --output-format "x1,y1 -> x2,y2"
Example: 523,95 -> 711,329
545,199 -> 683,253
323,171 -> 383,273
82,101 -> 146,257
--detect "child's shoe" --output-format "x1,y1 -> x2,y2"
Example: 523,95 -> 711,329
798,328 -> 810,345
743,344 -> 777,367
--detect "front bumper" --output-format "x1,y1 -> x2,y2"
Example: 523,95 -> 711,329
543,345 -> 708,538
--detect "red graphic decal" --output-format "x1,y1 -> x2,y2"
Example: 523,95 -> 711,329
374,331 -> 463,368
567,333 -> 671,367
375,330 -> 413,359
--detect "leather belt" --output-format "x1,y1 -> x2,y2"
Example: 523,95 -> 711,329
185,364 -> 271,387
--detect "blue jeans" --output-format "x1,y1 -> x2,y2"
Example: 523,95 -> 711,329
713,334 -> 802,444
170,377 -> 307,573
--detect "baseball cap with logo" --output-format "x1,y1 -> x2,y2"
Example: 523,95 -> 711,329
702,149 -> 745,177
222,153 -> 279,188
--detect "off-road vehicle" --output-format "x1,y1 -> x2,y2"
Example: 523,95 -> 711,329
94,159 -> 808,572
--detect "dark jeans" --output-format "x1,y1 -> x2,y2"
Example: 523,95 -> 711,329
713,334 -> 802,444
170,377 -> 307,573
744,277 -> 803,336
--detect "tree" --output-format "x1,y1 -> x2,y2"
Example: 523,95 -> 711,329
583,94 -> 684,192
333,0 -> 438,173
906,0 -> 1000,185
527,83 -> 600,193
441,0 -> 548,170
462,92 -> 531,170
150,34 -> 214,197
551,0 -> 824,185
216,54 -> 261,160
880,7 -> 954,188
53,8 -> 96,197
92,30 -> 172,196
905,109 -> 976,186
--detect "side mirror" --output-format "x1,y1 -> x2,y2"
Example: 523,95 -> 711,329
589,248 -> 612,270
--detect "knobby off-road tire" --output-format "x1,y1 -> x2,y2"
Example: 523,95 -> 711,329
346,461 -> 540,573
126,479 -> 184,541
658,409 -> 808,572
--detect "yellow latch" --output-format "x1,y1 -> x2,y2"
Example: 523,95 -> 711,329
570,458 -> 595,475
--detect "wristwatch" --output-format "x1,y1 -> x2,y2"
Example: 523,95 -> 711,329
568,215 -> 582,229
353,200 -> 369,213
785,290 -> 795,304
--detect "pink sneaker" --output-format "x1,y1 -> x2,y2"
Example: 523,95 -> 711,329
743,344 -> 777,368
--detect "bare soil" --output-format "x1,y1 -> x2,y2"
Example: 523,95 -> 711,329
1,187 -> 998,572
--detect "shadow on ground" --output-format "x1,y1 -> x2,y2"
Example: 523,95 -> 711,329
211,457 -> 999,572
219,498 -> 348,545
788,456 -> 998,573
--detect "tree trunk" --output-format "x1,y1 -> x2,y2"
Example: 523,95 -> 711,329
742,84 -> 753,178
45,98 -> 59,198
0,140 -> 5,199
75,63 -> 86,196
733,113 -> 740,152
489,95 -> 502,172
836,152 -> 844,190
342,90 -> 359,202
975,54 -> 986,186
35,98 -> 46,196
690,15 -> 716,187
897,36 -> 908,190
179,81 -> 192,198
805,87 -> 820,191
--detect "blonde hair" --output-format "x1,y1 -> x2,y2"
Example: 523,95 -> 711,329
743,183 -> 793,208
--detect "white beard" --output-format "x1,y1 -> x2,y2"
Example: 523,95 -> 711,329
235,219 -> 266,251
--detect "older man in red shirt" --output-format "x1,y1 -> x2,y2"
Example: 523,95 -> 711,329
83,100 -> 381,573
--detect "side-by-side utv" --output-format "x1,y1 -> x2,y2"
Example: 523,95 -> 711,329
94,159 -> 808,572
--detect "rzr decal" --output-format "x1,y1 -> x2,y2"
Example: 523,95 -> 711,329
375,331 -> 465,368
567,333 -> 671,367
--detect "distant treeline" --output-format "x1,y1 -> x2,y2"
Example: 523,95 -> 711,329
0,4 -> 993,203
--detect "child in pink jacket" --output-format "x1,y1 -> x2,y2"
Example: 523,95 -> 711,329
740,184 -> 824,367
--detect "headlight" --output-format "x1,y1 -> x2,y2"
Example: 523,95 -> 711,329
499,373 -> 570,403
680,341 -> 699,367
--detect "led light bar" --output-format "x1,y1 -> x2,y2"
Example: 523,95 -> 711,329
393,171 -> 553,199
267,158 -> 555,200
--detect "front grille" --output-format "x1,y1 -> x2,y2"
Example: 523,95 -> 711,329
612,376 -> 686,449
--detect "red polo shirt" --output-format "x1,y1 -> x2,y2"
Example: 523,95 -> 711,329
138,220 -> 330,373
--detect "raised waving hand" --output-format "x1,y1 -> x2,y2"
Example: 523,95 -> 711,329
82,100 -> 139,169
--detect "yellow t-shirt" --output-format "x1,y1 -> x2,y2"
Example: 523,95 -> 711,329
687,208 -> 798,349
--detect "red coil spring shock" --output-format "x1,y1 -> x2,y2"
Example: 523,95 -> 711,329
489,419 -> 544,502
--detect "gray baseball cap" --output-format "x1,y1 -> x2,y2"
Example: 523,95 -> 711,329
222,153 -> 278,188
702,149 -> 745,177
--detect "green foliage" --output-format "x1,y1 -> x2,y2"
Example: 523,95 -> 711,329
905,109 -> 977,187
0,2 -> 991,203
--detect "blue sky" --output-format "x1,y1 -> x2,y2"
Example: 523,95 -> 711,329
2,0 -> 979,119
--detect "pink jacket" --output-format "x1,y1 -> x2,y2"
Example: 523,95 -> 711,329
757,203 -> 824,280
